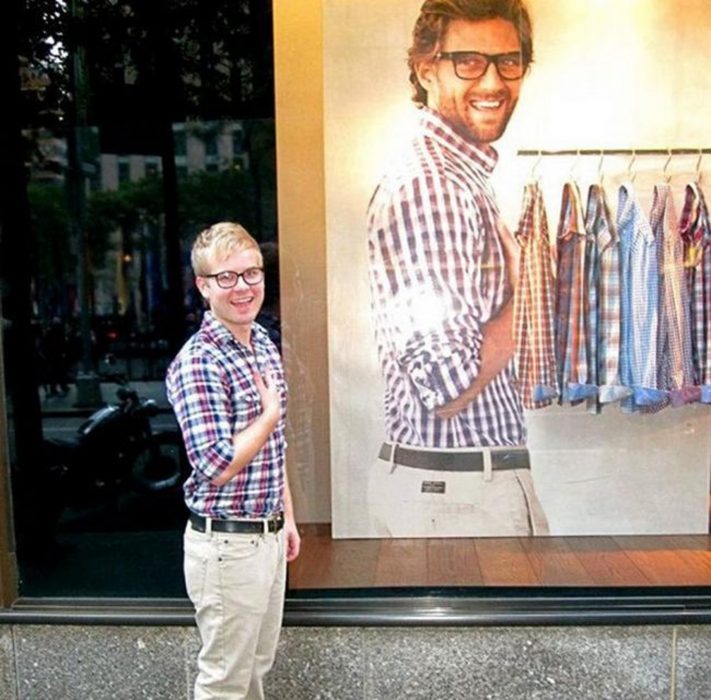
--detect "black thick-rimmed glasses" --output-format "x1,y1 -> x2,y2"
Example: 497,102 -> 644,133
203,267 -> 264,288
436,50 -> 524,81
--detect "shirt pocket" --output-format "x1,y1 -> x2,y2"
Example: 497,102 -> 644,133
231,389 -> 261,431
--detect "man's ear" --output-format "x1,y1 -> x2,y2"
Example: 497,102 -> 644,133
195,276 -> 209,300
414,58 -> 437,98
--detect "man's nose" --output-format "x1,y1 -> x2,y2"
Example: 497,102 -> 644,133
477,60 -> 505,89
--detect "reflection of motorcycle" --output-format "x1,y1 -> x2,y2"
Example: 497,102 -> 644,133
43,387 -> 187,507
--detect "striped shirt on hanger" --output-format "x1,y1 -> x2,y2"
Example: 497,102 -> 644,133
367,107 -> 524,447
680,181 -> 711,402
513,181 -> 557,408
555,182 -> 597,404
585,184 -> 631,409
650,183 -> 698,406
617,182 -> 668,412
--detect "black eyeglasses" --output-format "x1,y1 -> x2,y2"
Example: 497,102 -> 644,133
435,51 -> 524,81
203,267 -> 264,288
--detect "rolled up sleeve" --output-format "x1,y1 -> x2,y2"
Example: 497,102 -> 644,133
167,353 -> 234,482
370,175 -> 490,408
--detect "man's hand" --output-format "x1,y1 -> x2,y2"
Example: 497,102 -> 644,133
213,370 -> 282,486
434,297 -> 516,420
284,517 -> 301,562
254,370 -> 281,428
435,393 -> 473,420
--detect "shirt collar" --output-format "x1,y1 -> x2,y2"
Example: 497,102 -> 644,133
199,310 -> 265,349
418,107 -> 498,175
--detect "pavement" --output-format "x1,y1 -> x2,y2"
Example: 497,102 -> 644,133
40,379 -> 172,415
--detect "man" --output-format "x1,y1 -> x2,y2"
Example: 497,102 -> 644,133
367,0 -> 548,537
166,222 -> 300,699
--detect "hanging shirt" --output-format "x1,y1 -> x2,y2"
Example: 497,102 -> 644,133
584,184 -> 631,408
650,183 -> 698,406
367,107 -> 524,447
513,181 -> 557,408
554,182 -> 597,404
680,182 -> 711,403
617,182 -> 667,411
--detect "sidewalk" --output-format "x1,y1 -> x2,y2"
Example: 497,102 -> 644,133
40,379 -> 171,415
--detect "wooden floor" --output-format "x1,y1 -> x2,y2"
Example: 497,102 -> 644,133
288,524 -> 711,590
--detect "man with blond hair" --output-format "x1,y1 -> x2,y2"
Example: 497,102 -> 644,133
167,221 -> 299,699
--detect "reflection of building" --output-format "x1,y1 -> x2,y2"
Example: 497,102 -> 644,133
94,121 -> 250,322
99,122 -> 248,188
28,122 -> 251,324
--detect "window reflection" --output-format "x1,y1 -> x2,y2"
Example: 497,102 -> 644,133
6,119 -> 278,597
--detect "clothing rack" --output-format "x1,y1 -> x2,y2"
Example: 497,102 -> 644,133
517,149 -> 711,156
517,148 -> 711,182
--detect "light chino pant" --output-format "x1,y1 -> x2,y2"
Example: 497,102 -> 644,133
367,446 -> 549,538
184,522 -> 286,700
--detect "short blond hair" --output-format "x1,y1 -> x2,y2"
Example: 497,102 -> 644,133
191,222 -> 261,276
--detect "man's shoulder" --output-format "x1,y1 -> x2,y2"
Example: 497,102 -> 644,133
369,135 -> 467,210
167,329 -> 224,380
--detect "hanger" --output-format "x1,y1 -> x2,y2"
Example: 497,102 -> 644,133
696,149 -> 704,186
530,150 -> 543,183
567,149 -> 581,184
597,151 -> 605,187
662,148 -> 673,184
627,150 -> 637,183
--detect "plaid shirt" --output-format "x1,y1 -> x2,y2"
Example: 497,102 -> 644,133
650,183 -> 698,406
680,182 -> 711,402
585,184 -> 631,409
166,311 -> 287,518
367,107 -> 524,447
617,182 -> 668,412
513,182 -> 557,408
555,182 -> 598,404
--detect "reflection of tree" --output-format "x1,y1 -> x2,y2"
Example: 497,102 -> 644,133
17,0 -> 275,131
4,0 -> 277,513
14,0 -> 277,328
27,158 -> 275,329
178,166 -> 260,237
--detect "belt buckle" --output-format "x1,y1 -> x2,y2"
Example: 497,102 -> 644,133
266,513 -> 283,533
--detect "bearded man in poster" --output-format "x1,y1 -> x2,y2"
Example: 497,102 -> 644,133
367,0 -> 549,537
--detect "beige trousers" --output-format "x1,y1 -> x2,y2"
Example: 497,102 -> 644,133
367,446 -> 549,538
184,523 -> 286,700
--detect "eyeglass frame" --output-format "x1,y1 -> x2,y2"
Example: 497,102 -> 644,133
201,267 -> 265,289
435,50 -> 525,81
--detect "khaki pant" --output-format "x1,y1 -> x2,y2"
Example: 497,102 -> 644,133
367,445 -> 549,537
184,523 -> 286,700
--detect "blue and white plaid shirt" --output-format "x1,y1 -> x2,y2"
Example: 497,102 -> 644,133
166,311 -> 287,518
367,108 -> 524,447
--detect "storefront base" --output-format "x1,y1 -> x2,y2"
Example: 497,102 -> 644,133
0,623 -> 709,699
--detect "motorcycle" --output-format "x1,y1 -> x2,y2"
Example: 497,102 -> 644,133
42,385 -> 188,508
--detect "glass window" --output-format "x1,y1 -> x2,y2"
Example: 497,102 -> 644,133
274,0 -> 711,598
5,0 -> 711,608
4,0 -> 277,599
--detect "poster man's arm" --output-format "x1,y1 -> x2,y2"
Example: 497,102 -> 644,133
435,298 -> 514,418
435,221 -> 520,419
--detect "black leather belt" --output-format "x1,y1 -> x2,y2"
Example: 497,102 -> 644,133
189,512 -> 284,534
378,443 -> 530,472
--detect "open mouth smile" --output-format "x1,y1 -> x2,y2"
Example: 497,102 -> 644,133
470,98 -> 504,110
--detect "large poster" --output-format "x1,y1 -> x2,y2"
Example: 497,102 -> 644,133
325,0 -> 711,537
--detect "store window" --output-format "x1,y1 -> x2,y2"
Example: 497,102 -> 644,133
3,0 -> 711,608
2,0 -> 276,598
276,0 -> 711,596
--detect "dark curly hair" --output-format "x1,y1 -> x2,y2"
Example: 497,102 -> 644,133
407,0 -> 533,105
